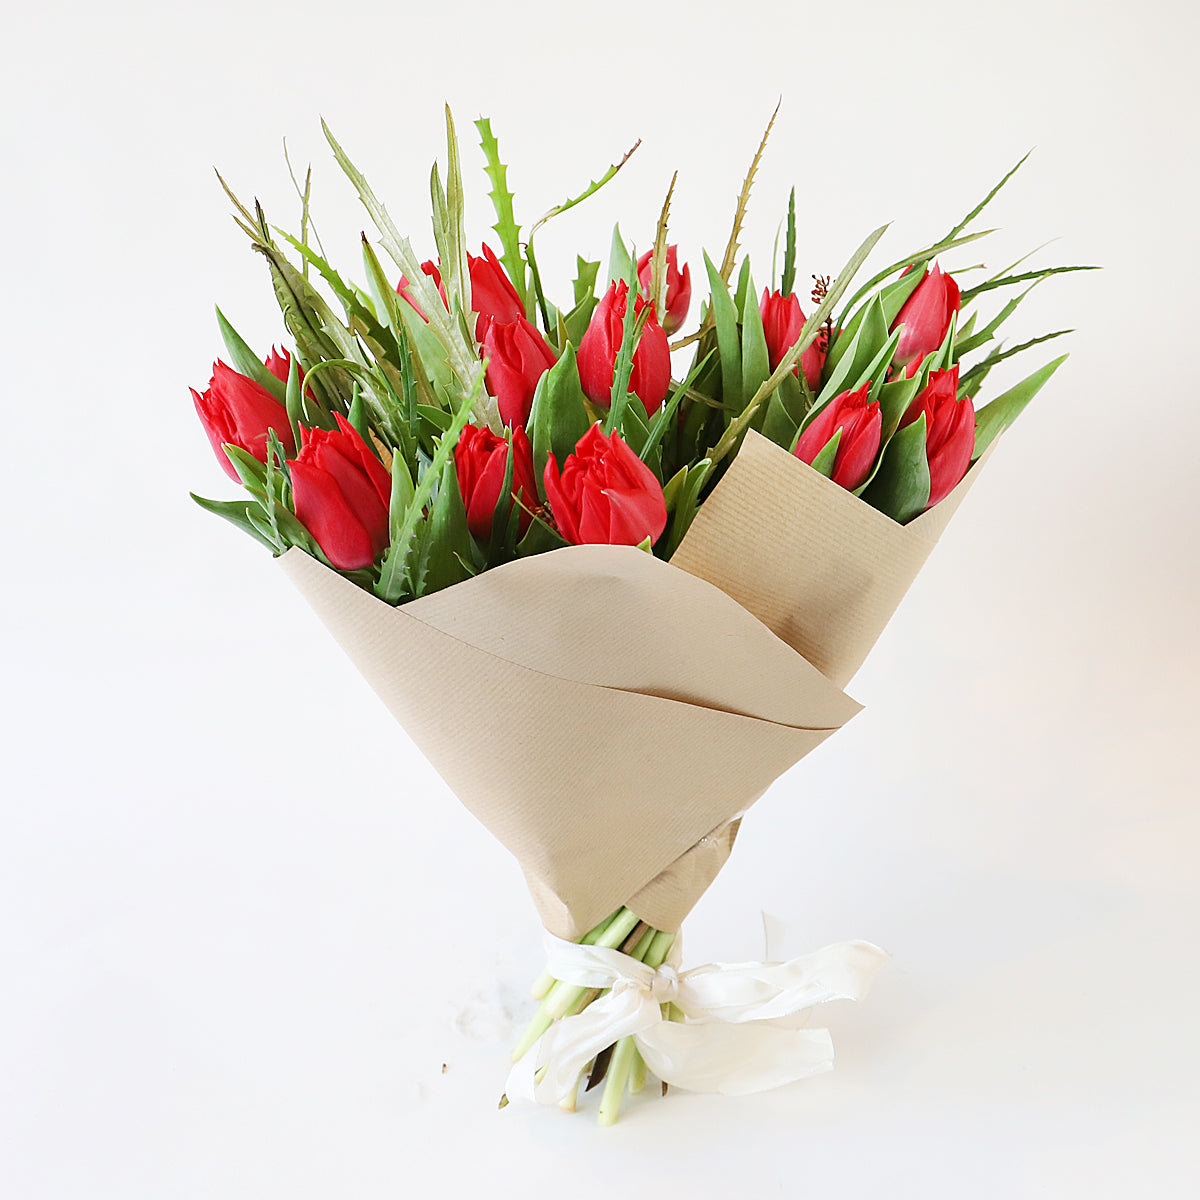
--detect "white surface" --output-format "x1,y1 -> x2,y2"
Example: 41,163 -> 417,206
3,1 -> 1198,1196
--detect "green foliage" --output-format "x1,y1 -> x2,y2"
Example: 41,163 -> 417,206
972,354 -> 1068,460
861,414 -> 931,524
528,344 -> 591,481
475,116 -> 526,308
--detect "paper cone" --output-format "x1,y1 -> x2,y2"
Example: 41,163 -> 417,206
281,541 -> 859,940
281,429 -> 984,938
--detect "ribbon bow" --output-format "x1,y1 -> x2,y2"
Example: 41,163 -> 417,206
506,936 -> 889,1103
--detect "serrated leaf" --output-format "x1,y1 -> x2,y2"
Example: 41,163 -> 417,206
960,264 -> 1099,305
475,116 -> 526,308
719,101 -> 778,282
781,187 -> 797,297
972,354 -> 1068,460
959,329 -> 1072,394
940,151 -> 1032,243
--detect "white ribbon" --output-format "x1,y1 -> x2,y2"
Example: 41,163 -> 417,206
505,935 -> 889,1103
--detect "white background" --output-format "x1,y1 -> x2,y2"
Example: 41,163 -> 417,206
3,1 -> 1198,1196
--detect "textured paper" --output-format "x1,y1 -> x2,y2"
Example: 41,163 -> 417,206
281,429 -> 982,938
672,430 -> 988,688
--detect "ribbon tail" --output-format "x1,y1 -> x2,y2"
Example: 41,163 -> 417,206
636,1020 -> 836,1096
505,988 -> 658,1106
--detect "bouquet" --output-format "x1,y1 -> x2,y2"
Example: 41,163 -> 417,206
189,106 -> 1088,1123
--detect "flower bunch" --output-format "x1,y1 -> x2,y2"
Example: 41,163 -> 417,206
190,108 -> 1088,1123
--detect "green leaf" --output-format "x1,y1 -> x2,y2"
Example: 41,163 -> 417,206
419,459 -> 474,596
972,354 -> 1068,460
875,370 -> 925,445
761,370 -> 807,450
641,351 -> 713,479
781,187 -> 797,297
222,444 -> 269,493
516,512 -> 569,558
719,101 -> 778,283
529,142 -> 642,244
215,308 -> 285,402
806,427 -> 842,479
960,264 -> 1099,305
740,270 -> 770,415
475,116 -> 526,308
191,493 -> 277,551
528,343 -> 591,482
955,284 -> 1038,355
574,256 -> 601,307
959,329 -> 1072,394
861,414 -> 930,524
816,295 -> 889,409
703,251 -> 743,415
940,151 -> 1033,243
608,224 -> 635,287
604,263 -> 642,434
662,459 -> 712,557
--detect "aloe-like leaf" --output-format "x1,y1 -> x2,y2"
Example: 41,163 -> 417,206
955,284 -> 1038,355
960,264 -> 1099,305
214,308 -> 285,402
703,251 -> 743,415
972,354 -> 1068,459
418,459 -> 475,596
861,413 -> 930,524
719,101 -> 779,282
322,121 -> 480,396
709,222 -> 888,465
475,116 -> 526,307
647,173 -> 677,318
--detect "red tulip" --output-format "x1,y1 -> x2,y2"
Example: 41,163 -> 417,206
483,317 -> 558,429
898,365 -> 975,506
398,245 -> 523,342
263,345 -> 299,386
288,413 -> 392,571
577,280 -> 671,416
760,289 -> 826,393
636,245 -> 692,335
793,383 -> 882,491
454,424 -> 540,540
467,244 -> 525,340
891,263 -> 961,368
192,360 -> 296,482
543,424 -> 668,547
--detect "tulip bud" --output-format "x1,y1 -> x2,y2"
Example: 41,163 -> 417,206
760,288 -> 825,393
890,263 -> 961,369
543,424 -> 668,547
483,317 -> 558,429
191,360 -> 296,482
467,244 -> 525,340
898,365 -> 975,506
793,383 -> 882,491
288,413 -> 392,571
577,281 -> 671,416
636,245 -> 692,335
454,424 -> 540,540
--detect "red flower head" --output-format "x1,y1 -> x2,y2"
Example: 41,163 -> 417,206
793,382 -> 882,492
454,423 -> 540,540
191,360 -> 296,482
467,244 -> 525,340
760,288 -> 826,393
543,424 -> 668,547
891,263 -> 961,369
288,414 -> 392,571
483,316 -> 558,429
636,245 -> 692,336
577,280 -> 671,416
899,365 -> 975,506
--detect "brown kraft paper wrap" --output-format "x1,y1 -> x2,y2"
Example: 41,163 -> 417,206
281,429 -> 985,939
